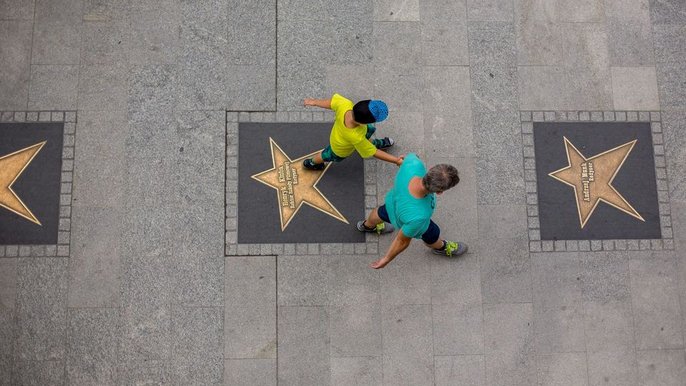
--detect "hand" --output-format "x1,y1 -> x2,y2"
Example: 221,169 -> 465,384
370,258 -> 389,269
303,98 -> 315,107
395,155 -> 405,166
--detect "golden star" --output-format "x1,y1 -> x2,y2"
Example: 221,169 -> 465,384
0,141 -> 46,225
549,137 -> 644,228
251,138 -> 348,231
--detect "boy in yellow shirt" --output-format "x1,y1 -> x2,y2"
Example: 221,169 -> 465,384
302,94 -> 402,170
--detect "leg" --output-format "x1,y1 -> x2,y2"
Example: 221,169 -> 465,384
312,150 -> 324,164
365,124 -> 377,139
363,207 -> 383,228
421,221 -> 444,249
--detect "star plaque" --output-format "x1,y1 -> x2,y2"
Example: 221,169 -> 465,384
237,122 -> 365,244
251,138 -> 348,231
533,122 -> 661,240
0,122 -> 64,245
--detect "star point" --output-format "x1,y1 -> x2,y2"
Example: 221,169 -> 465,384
251,138 -> 348,231
549,136 -> 643,228
0,141 -> 46,225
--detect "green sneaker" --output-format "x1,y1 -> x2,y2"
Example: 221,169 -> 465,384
432,241 -> 468,257
356,220 -> 394,235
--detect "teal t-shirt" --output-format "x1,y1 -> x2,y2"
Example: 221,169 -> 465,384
384,153 -> 436,239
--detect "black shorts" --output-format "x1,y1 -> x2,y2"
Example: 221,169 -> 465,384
377,204 -> 441,244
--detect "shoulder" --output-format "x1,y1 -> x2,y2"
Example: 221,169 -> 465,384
331,93 -> 353,109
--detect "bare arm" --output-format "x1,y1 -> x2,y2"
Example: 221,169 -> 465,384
303,98 -> 332,109
370,231 -> 412,269
373,149 -> 403,166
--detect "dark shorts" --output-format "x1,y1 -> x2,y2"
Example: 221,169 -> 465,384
377,204 -> 441,244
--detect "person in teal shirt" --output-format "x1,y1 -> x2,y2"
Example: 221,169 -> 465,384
357,153 -> 468,269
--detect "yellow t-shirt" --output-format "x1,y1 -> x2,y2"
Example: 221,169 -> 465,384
329,93 -> 377,158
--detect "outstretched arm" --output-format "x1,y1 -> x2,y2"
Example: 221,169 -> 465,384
303,98 -> 332,109
373,149 -> 403,166
370,231 -> 412,269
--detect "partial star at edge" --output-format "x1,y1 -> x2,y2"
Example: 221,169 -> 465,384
0,142 -> 46,225
251,137 -> 348,231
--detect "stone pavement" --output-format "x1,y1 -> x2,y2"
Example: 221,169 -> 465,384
1,0 -> 685,385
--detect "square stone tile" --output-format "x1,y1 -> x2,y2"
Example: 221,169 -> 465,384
534,303 -> 586,353
536,352 -> 588,386
66,308 -> 118,385
224,359 -> 276,386
28,65 -> 78,110
584,300 -> 635,353
611,67 -> 660,110
587,350 -> 638,386
0,0 -> 35,20
277,306 -> 329,385
432,302 -> 484,355
0,21 -> 33,110
381,304 -> 433,386
434,355 -> 485,386
467,0 -> 513,21
478,238 -> 532,304
328,303 -> 382,357
420,0 -> 468,65
331,357 -> 382,386
636,349 -> 686,386
373,0 -> 420,21
31,22 -> 81,65
15,360 -> 65,385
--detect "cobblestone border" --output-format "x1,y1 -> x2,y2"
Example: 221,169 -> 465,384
520,110 -> 674,253
224,111 -> 380,256
0,110 -> 76,258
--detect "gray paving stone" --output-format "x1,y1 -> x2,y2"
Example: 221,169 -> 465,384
434,355 -> 485,386
31,21 -> 81,65
483,303 -> 535,386
536,352 -> 588,386
420,0 -> 469,65
14,360 -> 65,386
171,357 -> 222,385
327,255 -> 379,306
373,0 -> 419,21
0,259 -> 17,385
381,304 -> 433,386
118,360 -> 172,386
331,356 -> 382,386
0,21 -> 32,110
533,302 -> 585,353
476,155 -> 525,205
478,238 -> 532,303
328,303 -> 382,357
379,243 -> 432,305
662,111 -> 686,200
66,308 -> 119,385
612,66 -> 660,110
119,255 -> 172,361
515,19 -> 564,66
16,258 -> 68,361
629,257 -> 684,350
532,252 -> 583,309
172,257 -> 223,308
372,67 -> 423,113
605,0 -> 655,66
277,306 -> 329,386
653,24 -> 686,65
467,0 -> 512,21
224,256 -> 276,359
28,65 -> 79,110
277,63 -> 325,111
655,61 -> 686,110
323,64 -> 375,105
0,0 -> 35,20
172,307 -> 222,362
224,359 -> 275,386
68,206 -> 122,308
477,204 -> 527,239
34,0 -> 82,23
636,349 -> 686,386
562,22 -> 609,69
373,21 -> 421,67
519,66 -> 614,110
77,64 -> 127,111
584,300 -> 635,353
587,350 -> 638,386
648,0 -> 686,25
468,21 -> 516,67
0,258 -> 17,310
581,252 -> 631,302
277,255 -> 327,306
278,0 -> 371,21
432,302 -> 484,355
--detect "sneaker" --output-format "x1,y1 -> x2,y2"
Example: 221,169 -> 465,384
431,241 -> 468,257
303,158 -> 326,170
375,137 -> 395,150
356,220 -> 395,235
